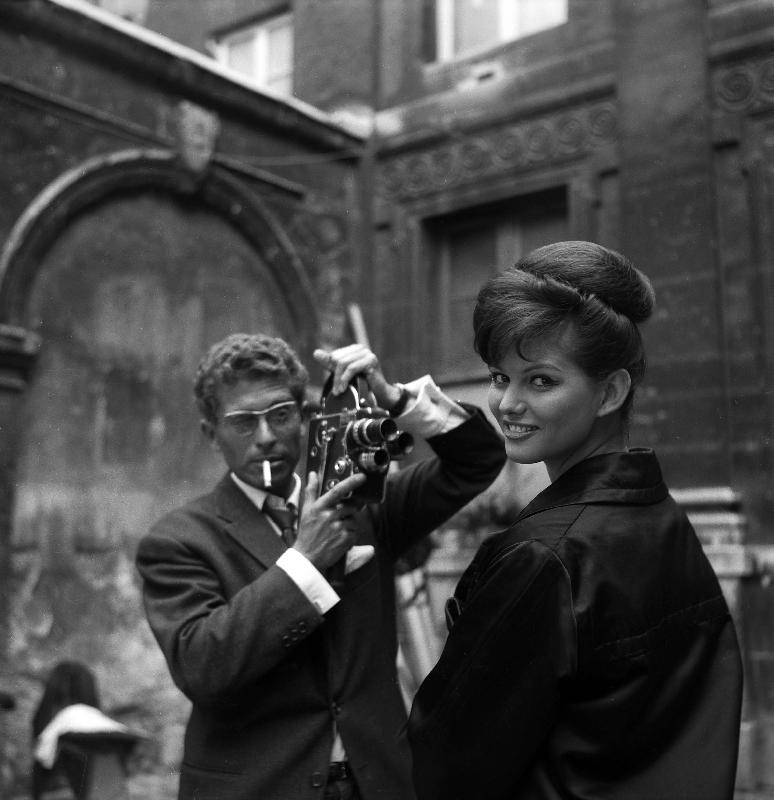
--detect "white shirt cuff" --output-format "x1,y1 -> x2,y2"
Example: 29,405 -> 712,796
398,375 -> 470,437
276,548 -> 339,614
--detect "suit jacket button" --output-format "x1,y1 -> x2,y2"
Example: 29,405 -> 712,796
310,771 -> 324,787
281,634 -> 292,647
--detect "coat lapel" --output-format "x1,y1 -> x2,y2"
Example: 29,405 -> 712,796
213,474 -> 286,568
517,448 -> 667,522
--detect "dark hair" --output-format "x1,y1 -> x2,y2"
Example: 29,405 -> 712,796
32,661 -> 100,737
194,333 -> 309,424
473,241 -> 655,418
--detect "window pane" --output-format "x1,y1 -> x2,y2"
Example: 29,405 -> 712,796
266,74 -> 293,94
225,31 -> 255,76
439,0 -> 568,60
454,0 -> 500,56
267,20 -> 293,80
514,0 -> 567,38
215,13 -> 293,94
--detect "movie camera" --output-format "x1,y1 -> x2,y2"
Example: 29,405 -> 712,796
306,374 -> 414,506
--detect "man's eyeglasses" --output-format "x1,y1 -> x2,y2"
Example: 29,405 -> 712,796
221,401 -> 300,437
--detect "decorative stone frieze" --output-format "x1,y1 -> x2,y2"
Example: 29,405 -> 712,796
713,57 -> 774,112
175,101 -> 220,176
376,102 -> 618,199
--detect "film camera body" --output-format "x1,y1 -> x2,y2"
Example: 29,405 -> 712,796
306,374 -> 414,506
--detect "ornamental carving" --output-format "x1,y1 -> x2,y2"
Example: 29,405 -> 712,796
714,57 -> 774,112
376,102 -> 617,199
175,101 -> 221,175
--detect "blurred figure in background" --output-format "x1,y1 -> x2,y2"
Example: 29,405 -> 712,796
32,660 -> 143,800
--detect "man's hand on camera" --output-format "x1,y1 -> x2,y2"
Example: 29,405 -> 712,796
294,472 -> 366,571
313,344 -> 402,410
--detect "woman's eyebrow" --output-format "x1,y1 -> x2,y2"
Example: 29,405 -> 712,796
524,361 -> 561,370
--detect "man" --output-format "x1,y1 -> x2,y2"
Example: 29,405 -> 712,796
136,333 -> 505,800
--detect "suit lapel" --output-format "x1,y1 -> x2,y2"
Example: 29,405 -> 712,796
213,474 -> 286,568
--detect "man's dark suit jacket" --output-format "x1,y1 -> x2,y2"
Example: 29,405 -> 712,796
136,407 -> 504,800
409,449 -> 743,800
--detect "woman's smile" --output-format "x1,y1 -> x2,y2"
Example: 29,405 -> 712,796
501,420 -> 539,438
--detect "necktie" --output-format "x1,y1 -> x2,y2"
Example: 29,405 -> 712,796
264,497 -> 297,547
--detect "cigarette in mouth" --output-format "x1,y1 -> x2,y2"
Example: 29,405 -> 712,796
262,459 -> 272,488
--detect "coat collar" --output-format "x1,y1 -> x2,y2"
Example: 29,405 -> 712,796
517,448 -> 668,523
212,473 -> 286,567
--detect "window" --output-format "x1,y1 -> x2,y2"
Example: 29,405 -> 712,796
427,188 -> 568,384
432,0 -> 567,62
210,12 -> 293,95
85,0 -> 148,24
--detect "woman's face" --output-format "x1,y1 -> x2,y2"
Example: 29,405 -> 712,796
487,331 -> 612,481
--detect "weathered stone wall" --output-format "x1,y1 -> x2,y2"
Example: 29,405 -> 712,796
0,3 -> 363,797
707,2 -> 774,787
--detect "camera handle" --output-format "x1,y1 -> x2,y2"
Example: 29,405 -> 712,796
311,374 -> 367,592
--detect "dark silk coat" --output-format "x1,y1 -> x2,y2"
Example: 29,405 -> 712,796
136,407 -> 504,800
409,449 -> 743,800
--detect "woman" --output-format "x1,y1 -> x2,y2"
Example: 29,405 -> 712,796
32,661 -> 101,800
408,242 -> 743,800
31,661 -> 141,800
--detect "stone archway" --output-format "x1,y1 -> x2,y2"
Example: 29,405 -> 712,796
0,148 -> 318,338
0,149 -> 320,788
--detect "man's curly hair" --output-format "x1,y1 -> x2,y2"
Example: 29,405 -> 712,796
194,333 -> 309,425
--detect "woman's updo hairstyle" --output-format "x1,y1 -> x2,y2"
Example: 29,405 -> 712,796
473,241 -> 655,418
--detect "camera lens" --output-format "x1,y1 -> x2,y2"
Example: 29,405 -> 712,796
355,447 -> 390,473
387,431 -> 414,458
348,417 -> 398,447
